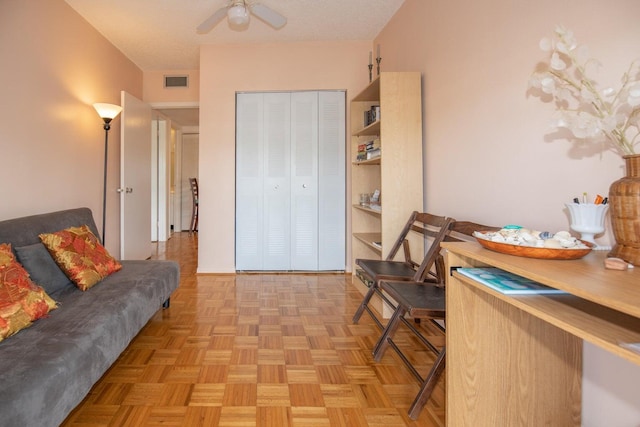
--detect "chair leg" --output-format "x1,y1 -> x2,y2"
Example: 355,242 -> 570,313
190,204 -> 198,233
408,346 -> 446,420
352,284 -> 377,324
372,306 -> 406,361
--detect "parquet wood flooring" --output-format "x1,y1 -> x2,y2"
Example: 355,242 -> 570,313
61,232 -> 445,426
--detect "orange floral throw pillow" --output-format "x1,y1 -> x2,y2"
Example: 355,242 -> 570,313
39,225 -> 122,291
0,243 -> 57,342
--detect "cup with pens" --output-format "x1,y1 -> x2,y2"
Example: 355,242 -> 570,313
565,192 -> 609,247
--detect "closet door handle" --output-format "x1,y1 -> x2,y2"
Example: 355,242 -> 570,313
302,184 -> 307,188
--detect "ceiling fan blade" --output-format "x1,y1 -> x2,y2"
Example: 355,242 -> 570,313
196,7 -> 228,34
251,3 -> 287,29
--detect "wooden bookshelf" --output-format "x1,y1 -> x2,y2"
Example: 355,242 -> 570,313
350,73 -> 423,310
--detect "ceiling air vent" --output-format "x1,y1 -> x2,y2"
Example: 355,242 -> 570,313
164,75 -> 189,88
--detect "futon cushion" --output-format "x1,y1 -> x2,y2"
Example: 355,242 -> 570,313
0,244 -> 57,342
15,243 -> 72,296
39,225 -> 121,291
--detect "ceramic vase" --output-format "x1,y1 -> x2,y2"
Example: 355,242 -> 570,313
608,154 -> 640,266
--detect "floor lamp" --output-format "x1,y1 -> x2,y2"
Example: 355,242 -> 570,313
93,103 -> 123,245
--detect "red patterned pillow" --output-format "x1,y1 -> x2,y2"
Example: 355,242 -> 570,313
0,243 -> 57,342
39,225 -> 122,291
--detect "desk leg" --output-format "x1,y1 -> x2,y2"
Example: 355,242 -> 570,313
447,276 -> 582,426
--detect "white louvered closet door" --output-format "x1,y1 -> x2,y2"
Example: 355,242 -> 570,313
290,92 -> 319,270
235,93 -> 265,270
262,93 -> 292,270
318,91 -> 346,270
236,91 -> 345,271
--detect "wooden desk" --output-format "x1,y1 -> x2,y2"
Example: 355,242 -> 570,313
443,242 -> 640,426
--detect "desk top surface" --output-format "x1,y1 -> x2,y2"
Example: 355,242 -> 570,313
443,241 -> 640,319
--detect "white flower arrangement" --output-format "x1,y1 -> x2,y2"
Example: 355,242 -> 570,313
529,26 -> 640,156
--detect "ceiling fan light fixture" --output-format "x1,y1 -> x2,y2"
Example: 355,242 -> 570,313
227,4 -> 249,26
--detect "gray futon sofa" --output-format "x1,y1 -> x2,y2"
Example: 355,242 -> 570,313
0,208 -> 180,427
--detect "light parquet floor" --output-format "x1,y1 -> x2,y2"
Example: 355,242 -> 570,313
62,232 -> 445,427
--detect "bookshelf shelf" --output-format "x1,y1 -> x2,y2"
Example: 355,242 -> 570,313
352,157 -> 381,166
352,204 -> 382,215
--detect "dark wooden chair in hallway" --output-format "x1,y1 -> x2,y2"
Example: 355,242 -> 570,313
189,177 -> 198,233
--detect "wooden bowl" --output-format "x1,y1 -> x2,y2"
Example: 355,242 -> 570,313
474,233 -> 593,260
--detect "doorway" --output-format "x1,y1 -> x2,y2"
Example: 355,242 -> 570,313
180,134 -> 199,231
152,106 -> 200,234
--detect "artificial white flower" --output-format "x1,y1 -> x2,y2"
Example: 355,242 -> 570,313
540,76 -> 556,94
550,52 -> 567,71
529,26 -> 640,156
628,84 -> 640,107
539,37 -> 552,52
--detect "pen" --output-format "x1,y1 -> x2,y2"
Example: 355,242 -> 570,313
602,197 -> 608,205
582,192 -> 588,204
573,197 -> 580,204
594,194 -> 604,204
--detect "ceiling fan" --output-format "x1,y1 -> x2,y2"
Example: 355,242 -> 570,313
196,1 -> 287,33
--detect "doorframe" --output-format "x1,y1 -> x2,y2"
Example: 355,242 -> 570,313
150,102 -> 199,235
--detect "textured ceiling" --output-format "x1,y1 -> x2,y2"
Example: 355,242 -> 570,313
64,0 -> 405,71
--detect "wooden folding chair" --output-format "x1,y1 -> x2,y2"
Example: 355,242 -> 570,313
189,177 -> 199,233
373,220 -> 500,420
351,211 -> 454,329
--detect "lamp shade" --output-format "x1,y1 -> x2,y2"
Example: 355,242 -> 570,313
227,4 -> 249,26
93,103 -> 123,123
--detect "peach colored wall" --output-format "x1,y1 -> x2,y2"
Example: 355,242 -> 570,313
374,1 -> 640,424
143,69 -> 200,103
0,0 -> 142,256
377,0 -> 640,246
199,41 -> 370,272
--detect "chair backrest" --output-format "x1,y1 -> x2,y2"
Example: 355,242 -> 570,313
384,211 -> 455,282
189,177 -> 198,201
444,220 -> 500,243
434,220 -> 501,283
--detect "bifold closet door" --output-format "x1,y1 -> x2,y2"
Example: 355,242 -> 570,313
263,93 -> 292,270
290,92 -> 319,270
317,91 -> 345,270
235,92 -> 291,270
235,92 -> 263,270
236,91 -> 345,271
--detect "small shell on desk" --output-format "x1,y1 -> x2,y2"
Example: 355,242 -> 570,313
538,231 -> 554,240
543,239 -> 563,249
519,231 -> 537,243
554,231 -> 572,240
604,257 -> 631,270
558,238 -> 578,248
491,233 -> 506,243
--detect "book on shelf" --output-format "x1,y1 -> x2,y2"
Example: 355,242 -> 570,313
366,148 -> 381,159
365,139 -> 380,151
363,105 -> 381,127
456,267 -> 567,295
355,139 -> 381,162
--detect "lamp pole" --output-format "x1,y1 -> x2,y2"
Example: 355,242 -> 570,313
93,103 -> 123,246
101,120 -> 111,245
